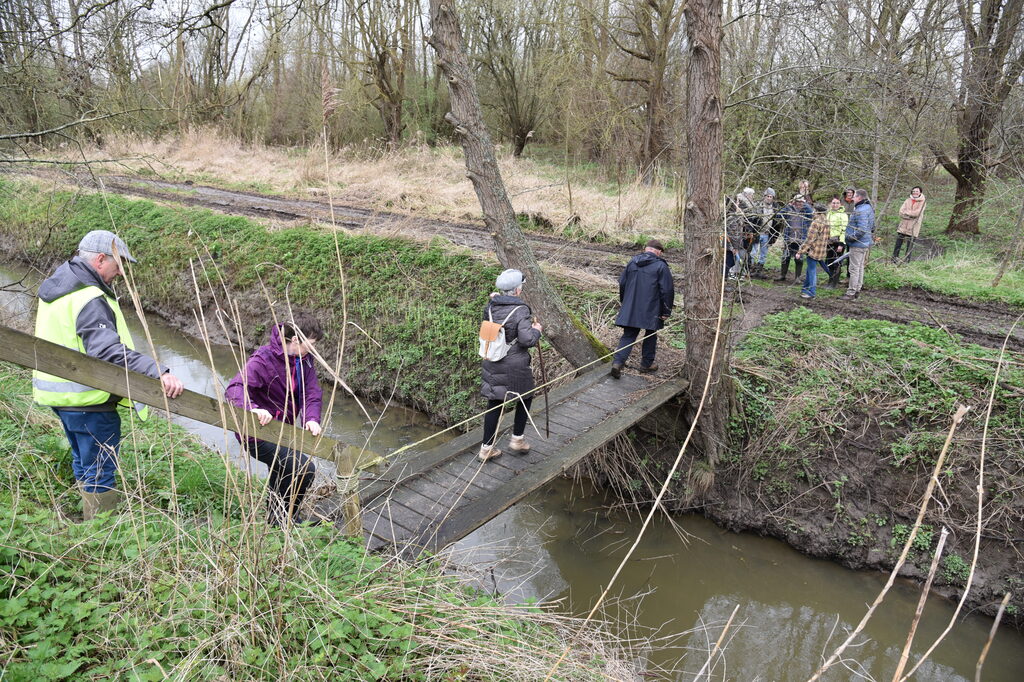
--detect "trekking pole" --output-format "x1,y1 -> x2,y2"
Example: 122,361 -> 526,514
534,318 -> 550,438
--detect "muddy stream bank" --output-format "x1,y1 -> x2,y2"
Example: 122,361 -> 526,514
1,264 -> 1022,680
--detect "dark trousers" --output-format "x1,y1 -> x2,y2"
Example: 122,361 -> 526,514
245,439 -> 316,520
892,234 -> 915,262
779,241 -> 803,279
482,397 -> 533,446
613,326 -> 657,367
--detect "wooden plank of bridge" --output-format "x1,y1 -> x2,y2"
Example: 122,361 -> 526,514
358,371 -> 681,552
417,376 -> 687,553
359,364 -> 613,503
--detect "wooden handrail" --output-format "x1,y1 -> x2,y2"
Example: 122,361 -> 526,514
0,324 -> 374,531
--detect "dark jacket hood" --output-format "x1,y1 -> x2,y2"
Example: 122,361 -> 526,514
38,257 -> 115,303
634,252 -> 663,267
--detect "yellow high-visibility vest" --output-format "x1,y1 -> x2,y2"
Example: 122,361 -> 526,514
33,286 -> 149,420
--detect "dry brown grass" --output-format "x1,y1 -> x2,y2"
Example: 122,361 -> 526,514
50,129 -> 681,244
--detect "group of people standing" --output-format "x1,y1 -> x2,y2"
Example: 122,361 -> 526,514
727,184 -> 927,299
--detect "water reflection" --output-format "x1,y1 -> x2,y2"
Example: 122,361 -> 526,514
458,478 -> 1024,681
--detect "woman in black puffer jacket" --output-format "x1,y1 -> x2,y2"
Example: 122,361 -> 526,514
479,269 -> 543,461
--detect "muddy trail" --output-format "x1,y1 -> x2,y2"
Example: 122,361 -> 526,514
13,167 -> 1024,354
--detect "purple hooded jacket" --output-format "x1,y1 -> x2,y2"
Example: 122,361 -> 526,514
225,324 -> 323,431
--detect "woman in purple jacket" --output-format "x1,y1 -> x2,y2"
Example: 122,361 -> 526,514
225,313 -> 324,525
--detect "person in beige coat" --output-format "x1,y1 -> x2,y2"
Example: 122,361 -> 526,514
892,186 -> 926,262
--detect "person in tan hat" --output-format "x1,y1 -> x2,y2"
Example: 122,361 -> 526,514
33,230 -> 184,519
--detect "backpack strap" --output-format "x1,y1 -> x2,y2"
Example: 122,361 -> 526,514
499,306 -> 522,326
491,305 -> 522,344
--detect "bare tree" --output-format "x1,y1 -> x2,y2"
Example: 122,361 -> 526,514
427,0 -> 601,368
934,0 -> 1024,234
682,0 -> 729,464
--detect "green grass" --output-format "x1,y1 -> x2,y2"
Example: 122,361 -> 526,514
0,363 -> 624,681
728,309 -> 1024,600
863,176 -> 1024,305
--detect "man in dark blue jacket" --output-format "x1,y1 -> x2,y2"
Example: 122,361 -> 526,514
610,240 -> 674,378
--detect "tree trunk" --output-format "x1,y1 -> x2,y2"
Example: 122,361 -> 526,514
427,0 -> 601,368
682,0 -> 730,464
948,157 -> 985,234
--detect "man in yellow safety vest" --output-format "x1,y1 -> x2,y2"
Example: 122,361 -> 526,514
33,230 -> 184,519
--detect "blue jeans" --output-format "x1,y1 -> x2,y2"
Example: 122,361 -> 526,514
753,234 -> 771,264
54,409 -> 121,493
613,327 -> 657,367
801,258 -> 830,297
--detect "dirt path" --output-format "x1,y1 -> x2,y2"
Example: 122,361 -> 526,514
13,167 -> 1024,353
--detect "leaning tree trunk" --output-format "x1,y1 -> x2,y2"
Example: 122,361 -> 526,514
682,0 -> 730,465
427,0 -> 600,367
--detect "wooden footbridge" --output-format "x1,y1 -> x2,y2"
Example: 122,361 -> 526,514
322,367 -> 687,554
2,324 -> 687,554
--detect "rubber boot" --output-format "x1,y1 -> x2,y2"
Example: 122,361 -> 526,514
793,258 -> 804,284
80,483 -> 121,521
826,268 -> 840,289
775,258 -> 790,282
509,434 -> 531,454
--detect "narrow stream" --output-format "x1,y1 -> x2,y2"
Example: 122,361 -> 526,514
2,263 -> 1022,680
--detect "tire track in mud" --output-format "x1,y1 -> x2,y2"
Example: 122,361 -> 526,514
11,168 -> 1024,352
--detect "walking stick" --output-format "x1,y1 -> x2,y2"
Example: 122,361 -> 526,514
534,318 -> 550,438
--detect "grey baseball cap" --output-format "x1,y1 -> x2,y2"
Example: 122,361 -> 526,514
78,230 -> 137,263
495,268 -> 525,291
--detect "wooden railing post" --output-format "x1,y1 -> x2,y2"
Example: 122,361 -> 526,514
333,444 -> 365,536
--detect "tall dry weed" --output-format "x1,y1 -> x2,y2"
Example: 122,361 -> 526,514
47,131 -> 681,241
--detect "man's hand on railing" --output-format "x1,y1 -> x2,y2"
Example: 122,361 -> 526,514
161,372 -> 184,399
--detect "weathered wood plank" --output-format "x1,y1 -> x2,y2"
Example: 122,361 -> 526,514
0,324 -> 384,471
416,378 -> 688,552
360,365 -> 612,500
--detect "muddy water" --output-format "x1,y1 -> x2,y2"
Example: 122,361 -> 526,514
3,264 -> 1023,680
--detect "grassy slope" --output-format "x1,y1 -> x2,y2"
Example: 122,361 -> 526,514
0,364 -> 623,681
719,309 -> 1024,620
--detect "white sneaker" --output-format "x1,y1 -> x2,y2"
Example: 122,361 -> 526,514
478,444 -> 502,461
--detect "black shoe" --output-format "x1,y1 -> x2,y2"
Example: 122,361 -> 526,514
610,363 -> 622,379
841,292 -> 858,300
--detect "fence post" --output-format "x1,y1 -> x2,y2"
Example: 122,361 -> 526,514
333,444 -> 363,536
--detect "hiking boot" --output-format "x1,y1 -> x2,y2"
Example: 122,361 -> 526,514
609,362 -> 623,379
639,363 -> 659,374
478,443 -> 502,462
800,293 -> 813,299
841,292 -> 858,300
509,434 -> 531,454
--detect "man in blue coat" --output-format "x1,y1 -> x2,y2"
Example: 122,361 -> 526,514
842,189 -> 875,300
610,240 -> 674,378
